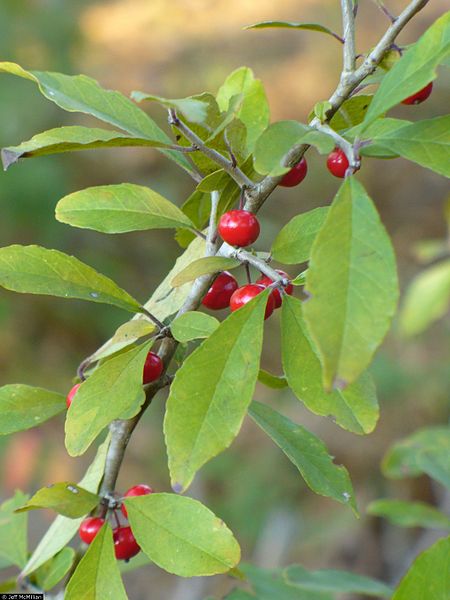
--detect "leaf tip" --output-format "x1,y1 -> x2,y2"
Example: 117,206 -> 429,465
1,148 -> 19,171
171,482 -> 184,494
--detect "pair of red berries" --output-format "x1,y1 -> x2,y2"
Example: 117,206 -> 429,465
325,83 -> 433,179
79,519 -> 140,560
203,269 -> 293,319
66,353 -> 163,408
79,484 -> 153,560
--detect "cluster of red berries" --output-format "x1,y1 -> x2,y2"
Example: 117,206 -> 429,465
78,484 -> 153,560
66,351 -> 163,408
202,259 -> 292,321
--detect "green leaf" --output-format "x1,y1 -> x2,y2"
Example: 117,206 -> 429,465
1,126 -> 174,170
303,178 -> 399,390
363,12 -> 450,126
392,536 -> 450,600
0,491 -> 29,568
94,320 -> 155,360
216,67 -> 270,155
249,401 -> 357,513
399,260 -> 450,336
125,493 -> 240,577
0,385 -> 65,435
65,342 -> 150,456
369,116 -> 450,177
171,312 -> 220,343
254,121 -> 334,176
34,547 -> 75,591
368,499 -> 450,530
313,101 -> 333,122
21,435 -> 110,576
164,290 -> 268,492
131,91 -> 219,125
241,565 -> 332,600
171,256 -> 240,287
0,245 -> 142,314
0,61 -> 192,173
91,236 -> 206,362
350,117 -> 411,158
271,207 -> 328,264
284,564 -> 392,597
382,427 -> 450,486
16,483 -> 100,518
257,369 -> 288,389
244,21 -> 341,42
56,183 -> 194,233
196,169 -> 231,192
281,295 -> 379,434
329,95 -> 373,131
65,523 -> 127,600
291,271 -> 307,286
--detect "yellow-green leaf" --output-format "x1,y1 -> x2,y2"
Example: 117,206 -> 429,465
303,178 -> 399,390
125,493 -> 240,577
65,342 -> 151,456
0,245 -> 142,314
164,290 -> 268,492
0,385 -> 65,435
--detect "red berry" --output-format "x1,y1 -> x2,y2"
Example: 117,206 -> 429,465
256,270 -> 293,309
79,517 -> 105,544
401,82 -> 433,105
218,210 -> 260,247
121,484 -> 154,518
143,352 -> 163,384
66,383 -> 81,409
202,271 -> 239,310
279,158 -> 308,187
113,526 -> 140,560
229,284 -> 275,320
326,148 -> 350,178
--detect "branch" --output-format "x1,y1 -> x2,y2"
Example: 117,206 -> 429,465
168,109 -> 255,190
96,0 -> 429,518
313,121 -> 360,172
99,194 -> 222,499
243,0 -> 429,214
341,0 -> 357,77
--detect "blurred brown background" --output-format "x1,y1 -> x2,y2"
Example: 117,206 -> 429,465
0,1 -> 448,598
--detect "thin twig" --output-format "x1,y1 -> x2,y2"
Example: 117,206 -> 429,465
168,108 -> 255,190
373,0 -> 397,23
140,307 -> 167,331
341,0 -> 357,77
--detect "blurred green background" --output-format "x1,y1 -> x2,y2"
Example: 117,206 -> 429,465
0,1 -> 448,598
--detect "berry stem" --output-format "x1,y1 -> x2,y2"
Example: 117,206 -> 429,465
245,262 -> 252,284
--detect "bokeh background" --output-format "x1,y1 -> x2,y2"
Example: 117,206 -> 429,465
0,1 -> 448,599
